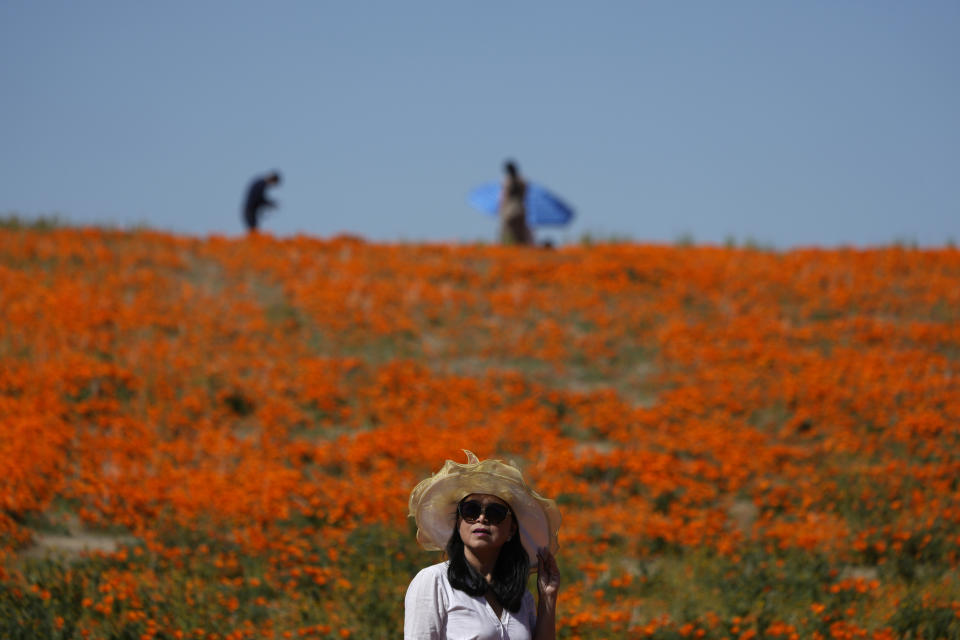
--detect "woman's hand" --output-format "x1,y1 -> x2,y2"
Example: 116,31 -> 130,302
536,547 -> 560,602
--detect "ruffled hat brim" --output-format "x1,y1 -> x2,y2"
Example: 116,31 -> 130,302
409,450 -> 561,569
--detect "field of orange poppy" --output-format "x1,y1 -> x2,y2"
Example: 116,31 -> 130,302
2,223 -> 959,639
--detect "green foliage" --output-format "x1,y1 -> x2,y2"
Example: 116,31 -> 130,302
0,213 -> 64,231
890,593 -> 960,639
674,232 -> 696,247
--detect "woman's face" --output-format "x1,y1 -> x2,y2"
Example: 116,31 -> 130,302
457,493 -> 517,556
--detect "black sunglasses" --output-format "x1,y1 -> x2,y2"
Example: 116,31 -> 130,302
458,499 -> 510,525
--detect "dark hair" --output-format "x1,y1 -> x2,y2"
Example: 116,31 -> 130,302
503,160 -> 518,178
445,504 -> 530,612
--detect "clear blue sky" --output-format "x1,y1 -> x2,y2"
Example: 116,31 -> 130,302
3,1 -> 958,246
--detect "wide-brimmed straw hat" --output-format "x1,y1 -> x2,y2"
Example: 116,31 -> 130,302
408,450 -> 561,568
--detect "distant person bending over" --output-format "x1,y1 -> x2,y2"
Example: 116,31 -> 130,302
499,160 -> 533,246
243,171 -> 282,233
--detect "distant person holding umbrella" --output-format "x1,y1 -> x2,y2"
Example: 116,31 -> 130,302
242,170 -> 282,233
499,160 -> 533,246
468,163 -> 575,244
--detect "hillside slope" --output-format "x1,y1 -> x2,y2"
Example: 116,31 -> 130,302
2,228 -> 959,638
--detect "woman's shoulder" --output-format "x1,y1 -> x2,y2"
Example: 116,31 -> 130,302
406,562 -> 452,606
521,588 -> 535,611
409,562 -> 450,585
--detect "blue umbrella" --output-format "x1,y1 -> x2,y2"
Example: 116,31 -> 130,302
468,182 -> 575,226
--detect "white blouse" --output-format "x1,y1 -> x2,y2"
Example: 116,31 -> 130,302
404,562 -> 536,640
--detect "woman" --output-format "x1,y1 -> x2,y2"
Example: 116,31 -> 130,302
499,160 -> 534,246
405,450 -> 561,640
